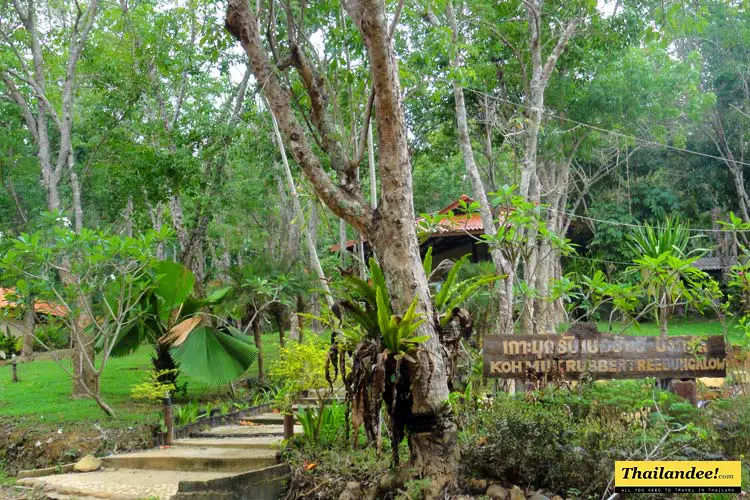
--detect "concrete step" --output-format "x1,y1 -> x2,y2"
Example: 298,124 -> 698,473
246,412 -> 288,425
101,446 -> 278,473
171,436 -> 282,450
17,468 -> 233,500
197,424 -> 303,438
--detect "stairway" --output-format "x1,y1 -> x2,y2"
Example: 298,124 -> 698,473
16,413 -> 302,500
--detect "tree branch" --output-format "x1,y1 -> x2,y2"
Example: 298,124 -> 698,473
226,0 -> 372,232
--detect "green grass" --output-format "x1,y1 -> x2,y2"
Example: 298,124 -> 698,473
598,317 -> 744,344
0,331 -> 283,427
0,462 -> 14,486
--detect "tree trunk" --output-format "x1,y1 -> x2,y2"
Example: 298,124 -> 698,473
252,318 -> 264,382
22,298 -> 35,357
226,0 -> 458,488
73,342 -> 99,398
269,108 -> 335,308
350,0 -> 457,481
659,290 -> 669,337
444,0 -> 514,336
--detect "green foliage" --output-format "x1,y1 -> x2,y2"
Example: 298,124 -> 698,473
114,258 -> 257,387
567,269 -> 640,322
428,249 -> 502,327
130,369 -> 178,402
0,329 -> 21,359
463,381 -> 722,497
624,218 -> 719,330
174,401 -> 202,426
626,217 -> 695,259
170,326 -> 258,386
33,320 -> 69,351
297,402 -> 347,446
337,258 -> 429,355
269,337 -> 330,413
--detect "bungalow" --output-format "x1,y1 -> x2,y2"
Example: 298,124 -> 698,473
0,287 -> 68,338
331,195 -> 498,270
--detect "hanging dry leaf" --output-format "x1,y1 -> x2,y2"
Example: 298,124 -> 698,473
159,316 -> 202,346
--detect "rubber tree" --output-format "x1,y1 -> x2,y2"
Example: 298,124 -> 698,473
225,0 -> 458,488
0,0 -> 101,396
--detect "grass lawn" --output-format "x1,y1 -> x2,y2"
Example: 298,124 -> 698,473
0,331 -> 283,428
598,317 -> 745,344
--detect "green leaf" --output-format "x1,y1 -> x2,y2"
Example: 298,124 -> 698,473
154,261 -> 195,324
203,286 -> 232,305
170,326 -> 258,386
435,254 -> 470,309
422,246 -> 433,276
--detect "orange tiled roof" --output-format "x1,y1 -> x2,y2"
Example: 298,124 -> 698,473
0,287 -> 69,318
330,195 -> 493,251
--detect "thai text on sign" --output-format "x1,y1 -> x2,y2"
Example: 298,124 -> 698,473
483,334 -> 726,379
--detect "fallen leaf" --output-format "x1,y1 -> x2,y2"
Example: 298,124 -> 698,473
303,461 -> 317,471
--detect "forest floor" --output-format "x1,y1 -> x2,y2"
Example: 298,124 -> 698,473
0,319 -> 740,489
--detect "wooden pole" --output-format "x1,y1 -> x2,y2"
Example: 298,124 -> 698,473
163,393 -> 175,445
283,413 -> 295,440
11,355 -> 18,383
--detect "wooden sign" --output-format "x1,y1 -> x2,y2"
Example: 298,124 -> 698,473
483,334 -> 726,380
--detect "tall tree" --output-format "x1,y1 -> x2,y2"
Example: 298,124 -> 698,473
1,0 -> 101,396
225,0 -> 458,486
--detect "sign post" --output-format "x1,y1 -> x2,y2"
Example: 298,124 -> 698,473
484,334 -> 726,381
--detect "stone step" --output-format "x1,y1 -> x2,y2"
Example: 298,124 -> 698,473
247,412 -> 289,425
171,436 -> 282,450
197,424 -> 303,438
17,468 -> 233,500
101,446 -> 278,473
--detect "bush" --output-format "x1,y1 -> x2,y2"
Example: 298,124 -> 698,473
297,402 -> 347,446
33,321 -> 69,351
0,331 -> 21,358
462,381 -> 723,498
269,337 -> 330,413
708,397 -> 750,458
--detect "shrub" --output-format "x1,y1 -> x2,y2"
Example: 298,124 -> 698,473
33,320 -> 69,351
0,331 -> 20,359
462,381 -> 722,498
708,397 -> 750,458
130,369 -> 178,402
297,402 -> 347,446
269,337 -> 330,413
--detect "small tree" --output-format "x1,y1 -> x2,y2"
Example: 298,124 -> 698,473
626,219 -> 717,335
1,217 -> 162,416
113,260 -> 258,389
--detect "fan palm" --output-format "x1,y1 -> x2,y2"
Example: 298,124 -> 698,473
626,218 -> 709,336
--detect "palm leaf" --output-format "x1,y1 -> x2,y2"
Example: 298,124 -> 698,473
443,274 -> 502,322
434,254 -> 470,309
422,246 -> 433,276
369,258 -> 388,305
170,326 -> 258,386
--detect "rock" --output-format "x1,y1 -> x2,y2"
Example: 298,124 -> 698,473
379,473 -> 395,491
73,455 -> 101,472
509,485 -> 526,500
528,491 -> 550,500
339,481 -> 362,500
468,478 -> 489,494
551,496 -> 563,500
364,486 -> 379,500
487,483 -> 509,499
